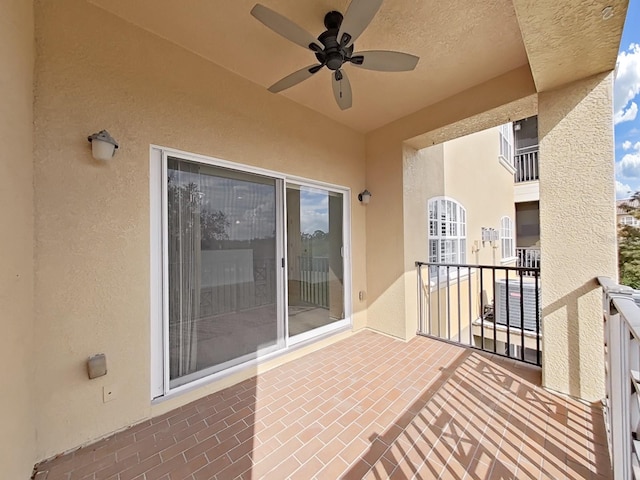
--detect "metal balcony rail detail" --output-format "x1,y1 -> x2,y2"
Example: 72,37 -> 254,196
415,261 -> 541,366
299,255 -> 329,308
598,276 -> 640,480
514,145 -> 539,183
516,247 -> 540,275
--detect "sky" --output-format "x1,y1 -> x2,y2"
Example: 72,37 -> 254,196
300,188 -> 329,234
615,0 -> 640,199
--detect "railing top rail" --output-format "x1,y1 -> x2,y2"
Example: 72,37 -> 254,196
515,144 -> 539,154
415,261 -> 540,273
516,246 -> 541,251
598,276 -> 640,341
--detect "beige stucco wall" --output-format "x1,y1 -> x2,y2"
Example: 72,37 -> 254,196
538,72 -> 617,401
401,145 -> 442,338
0,0 -> 36,477
26,0 -> 619,463
33,0 -> 366,460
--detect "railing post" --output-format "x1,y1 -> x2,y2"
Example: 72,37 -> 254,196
417,263 -> 423,334
606,295 -> 632,480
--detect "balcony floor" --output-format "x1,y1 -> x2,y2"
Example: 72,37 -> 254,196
34,331 -> 611,480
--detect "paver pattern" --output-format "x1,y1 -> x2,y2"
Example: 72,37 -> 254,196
34,330 -> 611,479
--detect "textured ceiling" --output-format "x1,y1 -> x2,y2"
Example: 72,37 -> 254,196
89,0 -> 626,132
87,0 -> 529,133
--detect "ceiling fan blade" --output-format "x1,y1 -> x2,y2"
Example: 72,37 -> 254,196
350,50 -> 419,72
251,4 -> 323,52
332,70 -> 352,110
338,0 -> 384,48
268,64 -> 322,93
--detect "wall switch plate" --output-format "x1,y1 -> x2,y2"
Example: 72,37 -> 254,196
103,385 -> 117,403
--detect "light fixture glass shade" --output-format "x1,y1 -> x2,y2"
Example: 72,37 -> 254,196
91,139 -> 116,161
88,130 -> 119,161
358,189 -> 372,204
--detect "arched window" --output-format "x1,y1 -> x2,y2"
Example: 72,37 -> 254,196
500,216 -> 515,260
428,198 -> 466,265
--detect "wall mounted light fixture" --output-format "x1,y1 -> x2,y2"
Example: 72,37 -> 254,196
88,130 -> 119,161
602,6 -> 614,20
358,189 -> 372,204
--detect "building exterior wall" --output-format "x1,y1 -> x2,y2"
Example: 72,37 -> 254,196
364,72 -> 536,343
19,0 -> 619,466
409,128 -> 518,346
0,0 -> 36,478
33,0 -> 367,460
442,127 -> 517,266
538,72 -> 617,401
514,181 -> 540,203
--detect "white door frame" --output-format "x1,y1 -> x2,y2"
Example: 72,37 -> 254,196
150,145 -> 352,399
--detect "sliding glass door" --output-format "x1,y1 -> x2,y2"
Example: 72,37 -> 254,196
167,157 -> 283,387
286,184 -> 344,340
157,150 -> 350,393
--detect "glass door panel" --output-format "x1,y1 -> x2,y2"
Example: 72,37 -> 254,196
167,157 -> 282,388
286,184 -> 344,338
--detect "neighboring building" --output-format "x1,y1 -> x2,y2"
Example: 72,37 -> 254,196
617,198 -> 640,227
422,124 -> 537,361
1,1 -> 623,477
513,115 -> 541,271
425,125 -> 518,267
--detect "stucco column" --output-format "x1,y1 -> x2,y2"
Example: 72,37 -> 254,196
364,141 -> 410,339
538,72 -> 617,402
364,139 -> 438,341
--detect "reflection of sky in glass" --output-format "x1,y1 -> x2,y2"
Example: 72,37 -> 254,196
300,188 -> 328,234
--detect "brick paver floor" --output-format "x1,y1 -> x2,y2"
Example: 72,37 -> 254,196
34,330 -> 611,479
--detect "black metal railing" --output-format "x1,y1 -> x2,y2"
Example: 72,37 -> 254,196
415,262 -> 541,366
514,145 -> 539,183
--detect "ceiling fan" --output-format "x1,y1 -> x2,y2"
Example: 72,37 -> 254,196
250,0 -> 419,110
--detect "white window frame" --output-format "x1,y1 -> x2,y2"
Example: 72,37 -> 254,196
500,216 -> 515,262
428,197 -> 467,266
498,123 -> 515,173
150,145 -> 352,400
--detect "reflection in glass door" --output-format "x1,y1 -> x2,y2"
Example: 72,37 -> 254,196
286,184 -> 344,338
166,157 -> 283,388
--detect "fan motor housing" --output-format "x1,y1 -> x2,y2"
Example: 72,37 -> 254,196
316,16 -> 354,71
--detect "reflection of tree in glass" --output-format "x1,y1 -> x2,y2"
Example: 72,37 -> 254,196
301,230 -> 328,257
168,180 -> 229,242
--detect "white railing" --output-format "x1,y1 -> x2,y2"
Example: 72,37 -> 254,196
516,247 -> 540,274
514,145 -> 539,183
598,276 -> 640,479
299,256 -> 329,308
